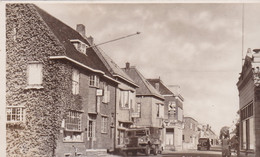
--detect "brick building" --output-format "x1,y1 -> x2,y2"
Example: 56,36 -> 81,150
237,48 -> 260,157
148,79 -> 184,151
122,64 -> 165,142
6,4 -> 120,157
93,52 -> 139,149
183,117 -> 199,150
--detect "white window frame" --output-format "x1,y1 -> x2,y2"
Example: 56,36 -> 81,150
70,39 -> 88,54
63,110 -> 83,142
27,62 -> 43,88
102,82 -> 110,103
6,106 -> 26,123
72,69 -> 80,95
89,75 -> 100,88
137,103 -> 141,115
120,90 -> 130,109
101,116 -> 108,133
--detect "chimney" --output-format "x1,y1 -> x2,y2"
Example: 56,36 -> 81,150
126,62 -> 130,69
76,24 -> 86,37
87,36 -> 94,46
155,83 -> 160,91
253,49 -> 260,62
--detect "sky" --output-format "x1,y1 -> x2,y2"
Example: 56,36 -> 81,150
35,2 -> 260,135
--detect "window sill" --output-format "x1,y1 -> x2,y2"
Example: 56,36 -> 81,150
101,132 -> 108,134
89,85 -> 100,89
25,85 -> 44,90
63,140 -> 84,143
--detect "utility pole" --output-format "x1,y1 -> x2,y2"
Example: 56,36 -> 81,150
86,32 -> 141,49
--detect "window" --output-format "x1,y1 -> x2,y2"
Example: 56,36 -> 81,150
190,123 -> 193,130
63,110 -> 83,142
102,82 -> 110,103
72,69 -> 79,95
177,107 -> 183,121
101,116 -> 108,133
27,62 -> 43,87
137,103 -> 141,116
120,90 -> 130,109
6,106 -> 25,123
71,39 -> 88,54
90,75 -> 100,88
156,104 -> 164,118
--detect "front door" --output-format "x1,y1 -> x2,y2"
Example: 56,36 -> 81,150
166,128 -> 174,147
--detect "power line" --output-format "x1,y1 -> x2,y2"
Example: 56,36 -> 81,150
86,32 -> 141,49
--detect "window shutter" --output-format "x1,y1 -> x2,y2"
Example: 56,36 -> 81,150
28,63 -> 42,85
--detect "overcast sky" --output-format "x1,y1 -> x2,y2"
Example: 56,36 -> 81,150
36,2 -> 260,134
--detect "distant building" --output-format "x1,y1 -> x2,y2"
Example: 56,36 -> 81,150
183,117 -> 199,149
147,78 -> 184,151
197,124 -> 218,146
237,48 -> 260,157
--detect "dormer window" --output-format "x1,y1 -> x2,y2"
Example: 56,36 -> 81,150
70,39 -> 88,54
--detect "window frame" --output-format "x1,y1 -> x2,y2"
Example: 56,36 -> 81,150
72,69 -> 80,95
26,61 -> 43,89
89,75 -> 100,88
63,110 -> 83,142
6,106 -> 26,123
101,116 -> 108,134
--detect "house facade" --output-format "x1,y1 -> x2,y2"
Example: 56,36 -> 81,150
147,79 -> 184,151
122,64 -> 165,144
93,50 -> 139,149
237,48 -> 260,157
6,4 -> 119,157
183,117 -> 199,150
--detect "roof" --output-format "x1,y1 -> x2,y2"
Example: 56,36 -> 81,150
122,67 -> 164,100
93,47 -> 138,87
34,5 -> 112,77
147,78 -> 173,95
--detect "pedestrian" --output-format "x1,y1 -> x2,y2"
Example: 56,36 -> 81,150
221,135 -> 231,157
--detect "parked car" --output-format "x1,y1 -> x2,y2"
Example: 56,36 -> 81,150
197,138 -> 211,150
119,127 -> 161,156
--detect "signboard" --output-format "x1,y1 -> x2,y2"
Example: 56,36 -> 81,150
96,89 -> 103,96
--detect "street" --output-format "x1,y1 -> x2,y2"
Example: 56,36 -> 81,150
109,149 -> 237,157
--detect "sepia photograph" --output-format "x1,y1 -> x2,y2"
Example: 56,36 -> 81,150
3,1 -> 260,157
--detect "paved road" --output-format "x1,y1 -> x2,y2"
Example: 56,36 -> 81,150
113,150 -> 237,157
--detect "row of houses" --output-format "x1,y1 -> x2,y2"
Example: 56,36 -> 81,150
6,4 -> 185,157
182,117 -> 218,150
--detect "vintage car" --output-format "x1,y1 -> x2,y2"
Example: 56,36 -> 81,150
119,127 -> 161,156
197,138 -> 211,150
